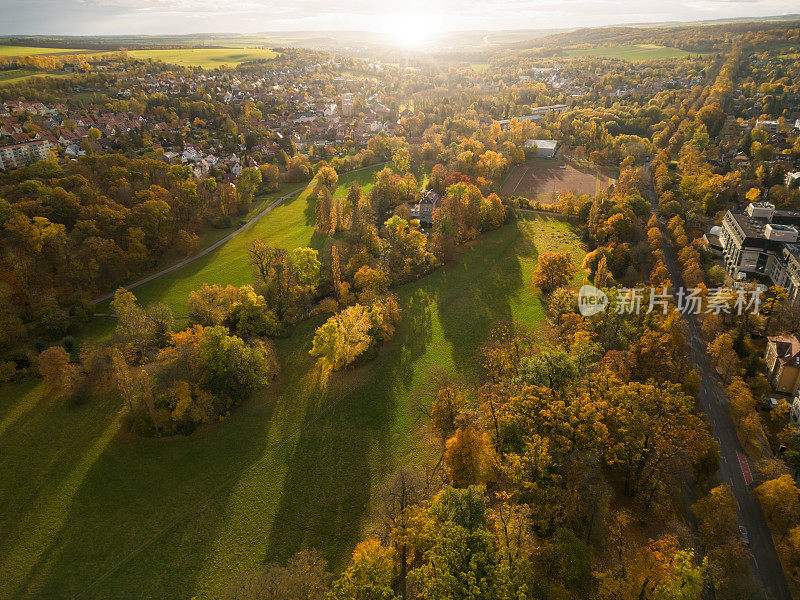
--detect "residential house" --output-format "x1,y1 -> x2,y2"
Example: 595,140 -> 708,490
410,190 -> 440,226
765,334 -> 800,394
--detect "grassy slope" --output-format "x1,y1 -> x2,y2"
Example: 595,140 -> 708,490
563,44 -> 703,60
126,48 -> 278,68
0,202 -> 584,598
0,46 -> 87,56
94,165 -> 382,316
0,70 -> 72,85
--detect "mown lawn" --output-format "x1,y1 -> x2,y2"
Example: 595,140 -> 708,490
563,44 -> 705,60
0,214 -> 584,600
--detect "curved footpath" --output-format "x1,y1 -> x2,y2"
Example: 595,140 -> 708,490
91,163 -> 380,305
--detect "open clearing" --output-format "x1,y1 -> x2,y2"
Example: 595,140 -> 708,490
0,69 -> 72,85
501,158 -> 611,202
0,212 -> 585,599
0,45 -> 87,56
563,44 -> 704,60
126,48 -> 278,67
94,165 -> 383,317
0,45 -> 278,68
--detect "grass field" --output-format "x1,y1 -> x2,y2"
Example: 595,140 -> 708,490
93,165 -> 382,318
563,44 -> 704,60
501,158 -> 611,202
0,45 -> 87,56
0,45 -> 279,68
126,47 -> 279,68
0,211 -> 585,599
0,69 -> 72,85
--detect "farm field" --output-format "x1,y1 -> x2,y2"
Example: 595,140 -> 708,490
501,158 -> 611,202
0,45 -> 87,56
126,47 -> 278,67
0,69 -> 72,85
0,214 -> 585,599
563,44 -> 704,60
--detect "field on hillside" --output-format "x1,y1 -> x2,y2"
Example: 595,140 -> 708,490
0,45 -> 87,56
563,44 -> 702,60
126,47 -> 278,67
501,158 -> 611,202
0,211 -> 585,599
0,69 -> 72,85
0,45 -> 278,68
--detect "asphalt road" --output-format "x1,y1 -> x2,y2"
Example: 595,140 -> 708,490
648,187 -> 791,599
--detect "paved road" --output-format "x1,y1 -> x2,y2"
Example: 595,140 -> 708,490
647,184 -> 791,600
91,163 -> 383,305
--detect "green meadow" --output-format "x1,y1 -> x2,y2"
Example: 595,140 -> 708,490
126,47 -> 279,68
0,160 -> 585,598
563,44 -> 703,60
0,69 -> 71,85
0,45 -> 87,56
0,45 -> 278,68
95,165 -> 383,316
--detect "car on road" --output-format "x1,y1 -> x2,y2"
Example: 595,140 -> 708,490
740,525 -> 750,546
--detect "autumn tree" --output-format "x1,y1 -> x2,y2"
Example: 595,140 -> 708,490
755,475 -> 800,536
224,549 -> 330,600
445,425 -> 495,488
38,345 -> 75,397
330,539 -> 396,600
533,251 -> 577,295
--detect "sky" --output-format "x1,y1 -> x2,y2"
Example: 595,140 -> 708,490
1,0 -> 799,37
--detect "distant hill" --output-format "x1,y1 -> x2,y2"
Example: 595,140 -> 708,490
2,14 -> 798,54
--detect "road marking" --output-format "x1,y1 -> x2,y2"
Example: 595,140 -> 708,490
737,450 -> 753,485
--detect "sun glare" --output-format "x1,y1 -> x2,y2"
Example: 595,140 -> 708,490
380,12 -> 438,49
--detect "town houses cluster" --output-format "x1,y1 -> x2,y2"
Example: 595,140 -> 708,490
0,55 -> 405,175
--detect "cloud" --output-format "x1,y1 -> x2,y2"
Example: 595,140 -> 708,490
0,0 -> 797,35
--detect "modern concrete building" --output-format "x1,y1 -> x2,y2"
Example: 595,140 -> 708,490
719,202 -> 800,299
524,139 -> 558,158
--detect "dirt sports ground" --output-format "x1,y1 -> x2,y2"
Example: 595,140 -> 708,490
501,159 -> 612,203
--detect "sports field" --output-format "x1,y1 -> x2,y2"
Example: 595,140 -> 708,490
563,44 -> 703,60
126,47 -> 278,67
501,158 -> 611,202
0,210 -> 585,599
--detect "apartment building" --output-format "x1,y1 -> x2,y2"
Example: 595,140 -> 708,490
719,202 -> 800,299
0,140 -> 55,170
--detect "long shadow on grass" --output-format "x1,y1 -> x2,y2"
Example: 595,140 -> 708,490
435,219 -> 536,372
27,392 -> 276,599
263,286 -> 434,571
261,221 -> 535,571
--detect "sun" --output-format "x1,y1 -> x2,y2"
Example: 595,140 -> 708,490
380,12 -> 438,49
